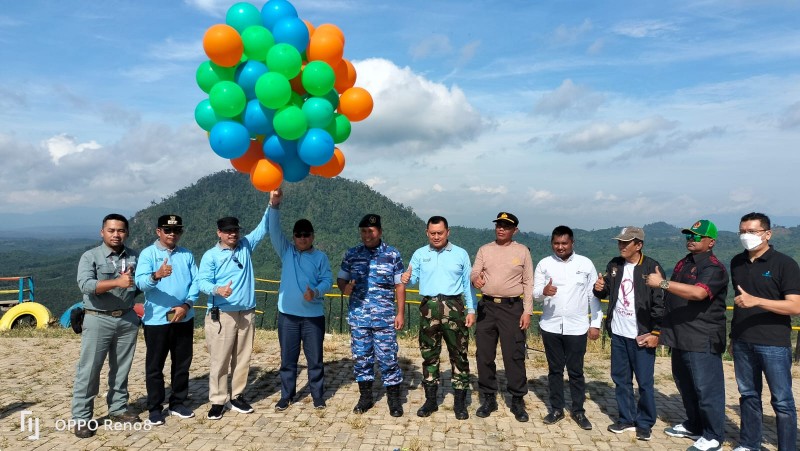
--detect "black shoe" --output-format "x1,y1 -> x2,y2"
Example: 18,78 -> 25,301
636,427 -> 652,441
168,405 -> 195,419
74,420 -> 97,439
475,393 -> 498,418
386,384 -> 404,417
207,404 -> 225,420
227,394 -> 254,413
453,389 -> 468,420
607,422 -> 635,434
572,412 -> 593,430
148,410 -> 165,426
510,396 -> 529,422
353,381 -> 374,414
416,384 -> 438,418
313,398 -> 326,410
109,409 -> 141,423
543,409 -> 565,425
275,398 -> 292,411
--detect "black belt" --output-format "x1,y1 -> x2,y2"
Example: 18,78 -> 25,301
85,308 -> 132,318
481,295 -> 522,304
422,294 -> 463,302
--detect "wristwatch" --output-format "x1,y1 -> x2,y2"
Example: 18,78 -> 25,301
659,280 -> 670,290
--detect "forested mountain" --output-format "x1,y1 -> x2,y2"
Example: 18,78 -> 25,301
3,169 -> 800,321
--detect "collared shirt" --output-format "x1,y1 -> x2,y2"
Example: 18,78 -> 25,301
470,241 -> 534,314
534,252 -> 602,335
77,243 -> 139,311
197,204 -> 270,311
338,241 -> 404,329
731,246 -> 800,347
407,241 -> 476,311
268,207 -> 333,318
660,250 -> 729,353
134,240 -> 199,326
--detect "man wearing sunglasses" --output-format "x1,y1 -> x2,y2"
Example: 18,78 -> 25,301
134,215 -> 199,425
645,219 -> 729,451
267,188 -> 333,411
197,203 -> 270,420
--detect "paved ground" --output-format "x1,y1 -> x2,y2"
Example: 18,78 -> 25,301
1,330 -> 798,451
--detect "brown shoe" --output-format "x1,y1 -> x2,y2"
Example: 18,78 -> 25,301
109,410 -> 141,423
74,421 -> 97,438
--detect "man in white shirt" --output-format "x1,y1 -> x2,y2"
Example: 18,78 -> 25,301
533,225 -> 602,430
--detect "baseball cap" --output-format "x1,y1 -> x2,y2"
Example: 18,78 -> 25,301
293,219 -> 314,233
493,212 -> 519,227
681,219 -> 718,239
613,226 -> 644,241
217,216 -> 241,232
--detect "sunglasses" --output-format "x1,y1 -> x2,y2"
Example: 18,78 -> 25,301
294,232 -> 312,238
161,227 -> 183,235
231,255 -> 243,269
684,234 -> 705,242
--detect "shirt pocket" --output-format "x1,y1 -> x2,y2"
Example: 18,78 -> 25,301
97,263 -> 117,281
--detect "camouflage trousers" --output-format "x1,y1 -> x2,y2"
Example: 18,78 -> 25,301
351,326 -> 403,386
419,295 -> 470,390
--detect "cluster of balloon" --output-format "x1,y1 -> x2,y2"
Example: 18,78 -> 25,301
195,0 -> 373,191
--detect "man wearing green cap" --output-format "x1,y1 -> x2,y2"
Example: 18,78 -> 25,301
645,220 -> 729,451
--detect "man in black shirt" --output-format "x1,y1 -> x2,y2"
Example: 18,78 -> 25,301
729,212 -> 800,451
645,219 -> 728,451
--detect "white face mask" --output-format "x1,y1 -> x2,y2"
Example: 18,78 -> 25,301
739,233 -> 763,251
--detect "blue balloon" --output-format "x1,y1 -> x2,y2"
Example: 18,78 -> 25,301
226,2 -> 262,33
281,154 -> 310,182
297,128 -> 335,166
242,99 -> 275,136
272,17 -> 309,52
262,134 -> 297,164
234,61 -> 268,100
209,121 -> 251,159
261,0 -> 298,30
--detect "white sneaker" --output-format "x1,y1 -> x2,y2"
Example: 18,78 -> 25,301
732,447 -> 754,451
664,423 -> 701,440
687,437 -> 721,451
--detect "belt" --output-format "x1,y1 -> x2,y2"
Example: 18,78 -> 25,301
85,308 -> 132,318
422,294 -> 463,302
481,295 -> 522,304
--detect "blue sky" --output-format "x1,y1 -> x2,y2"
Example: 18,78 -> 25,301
1,0 -> 799,233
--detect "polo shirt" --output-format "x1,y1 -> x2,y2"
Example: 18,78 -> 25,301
406,241 -> 476,311
730,246 -> 800,347
660,250 -> 729,353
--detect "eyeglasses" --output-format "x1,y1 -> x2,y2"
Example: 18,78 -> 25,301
684,234 -> 706,242
294,232 -> 312,238
738,229 -> 767,236
161,227 -> 183,235
231,255 -> 243,269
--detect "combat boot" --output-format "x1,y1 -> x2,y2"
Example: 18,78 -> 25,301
416,383 -> 439,417
353,381 -> 374,414
453,389 -> 469,420
386,384 -> 403,417
510,396 -> 529,422
475,393 -> 497,418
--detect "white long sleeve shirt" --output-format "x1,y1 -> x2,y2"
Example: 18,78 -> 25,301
534,252 -> 603,335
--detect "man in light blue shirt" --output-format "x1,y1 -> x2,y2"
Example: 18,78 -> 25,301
268,188 -> 333,411
197,202 -> 269,420
401,216 -> 475,420
134,214 -> 199,425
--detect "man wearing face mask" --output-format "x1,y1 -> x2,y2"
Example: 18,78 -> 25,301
645,219 -> 728,451
729,212 -> 800,451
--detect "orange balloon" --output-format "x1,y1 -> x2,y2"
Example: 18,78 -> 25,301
333,58 -> 357,92
338,87 -> 373,122
311,147 -> 346,178
289,66 -> 307,96
250,159 -> 283,192
303,19 -> 315,37
230,140 -> 264,174
307,32 -> 344,67
203,24 -> 244,67
314,24 -> 345,44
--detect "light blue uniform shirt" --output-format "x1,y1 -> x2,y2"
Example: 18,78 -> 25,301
406,241 -> 476,311
268,207 -> 333,317
197,204 -> 269,311
134,241 -> 199,326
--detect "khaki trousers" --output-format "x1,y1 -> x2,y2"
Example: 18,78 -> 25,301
205,309 -> 255,404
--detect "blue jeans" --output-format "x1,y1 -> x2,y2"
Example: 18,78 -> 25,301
732,339 -> 797,451
610,334 -> 657,429
277,313 -> 325,402
671,348 -> 725,442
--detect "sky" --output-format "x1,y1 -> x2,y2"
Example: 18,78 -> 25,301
1,0 -> 800,233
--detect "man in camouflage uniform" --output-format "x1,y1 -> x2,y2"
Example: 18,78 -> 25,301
337,214 -> 406,417
401,216 -> 474,420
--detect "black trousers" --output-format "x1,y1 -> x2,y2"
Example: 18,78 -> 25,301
541,329 -> 587,413
475,300 -> 527,397
143,318 -> 194,412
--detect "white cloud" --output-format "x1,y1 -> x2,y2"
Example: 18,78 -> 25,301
553,116 -> 677,153
594,191 -> 618,201
44,134 -> 102,164
468,185 -> 507,195
432,184 -> 443,192
552,19 -> 593,46
533,79 -> 605,118
364,177 -> 385,188
526,189 -> 555,203
409,35 -> 452,60
612,20 -> 679,38
779,101 -> 800,129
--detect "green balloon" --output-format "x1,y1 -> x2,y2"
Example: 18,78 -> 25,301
194,99 -> 223,131
255,72 -> 291,109
302,97 -> 334,128
325,113 -> 351,144
209,81 -> 246,118
196,61 -> 236,94
323,88 -> 340,109
273,105 -> 308,141
226,2 -> 262,33
266,43 -> 302,79
290,91 -> 305,108
242,26 -> 274,62
301,61 -> 335,97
